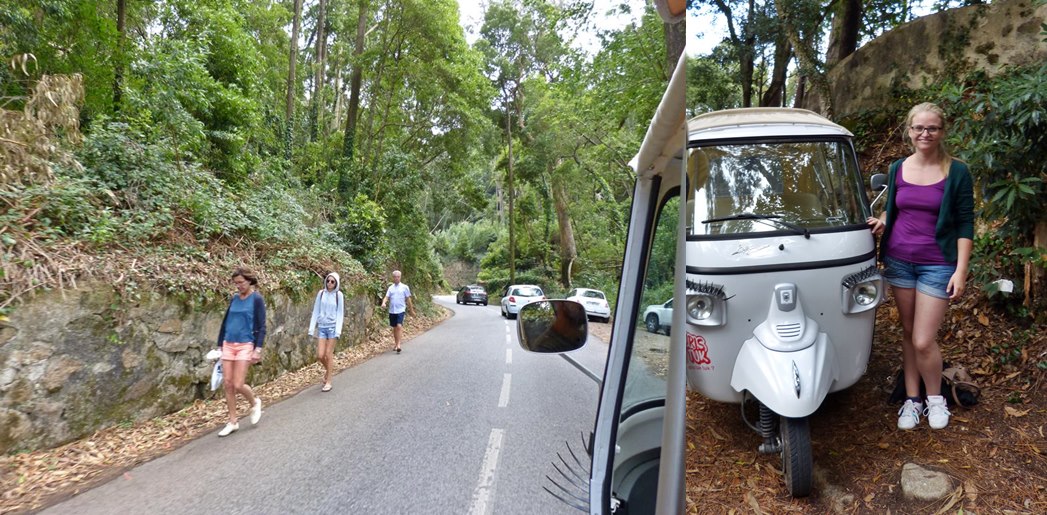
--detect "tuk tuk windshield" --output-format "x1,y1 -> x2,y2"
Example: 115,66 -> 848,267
688,140 -> 865,236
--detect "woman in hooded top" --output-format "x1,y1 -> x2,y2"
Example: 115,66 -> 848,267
308,272 -> 344,392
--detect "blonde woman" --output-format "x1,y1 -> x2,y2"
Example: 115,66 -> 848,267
867,102 -> 974,430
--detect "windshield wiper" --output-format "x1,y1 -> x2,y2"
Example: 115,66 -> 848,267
702,212 -> 811,239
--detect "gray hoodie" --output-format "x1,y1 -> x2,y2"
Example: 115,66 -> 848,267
308,272 -> 344,337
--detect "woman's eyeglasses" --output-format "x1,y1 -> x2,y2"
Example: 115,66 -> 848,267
327,280 -> 336,284
910,125 -> 942,134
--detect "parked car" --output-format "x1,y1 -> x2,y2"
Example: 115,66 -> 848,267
642,298 -> 672,334
456,285 -> 488,305
500,284 -> 545,319
565,288 -> 611,323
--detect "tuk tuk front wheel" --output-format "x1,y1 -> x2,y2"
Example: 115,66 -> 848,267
780,416 -> 812,497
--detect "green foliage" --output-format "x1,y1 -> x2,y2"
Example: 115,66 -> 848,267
434,220 -> 502,266
336,194 -> 388,267
943,62 -> 1046,243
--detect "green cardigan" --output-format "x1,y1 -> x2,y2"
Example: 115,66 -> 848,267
879,158 -> 975,263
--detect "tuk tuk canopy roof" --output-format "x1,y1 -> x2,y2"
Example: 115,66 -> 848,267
688,108 -> 853,142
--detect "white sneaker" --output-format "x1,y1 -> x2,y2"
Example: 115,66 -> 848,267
250,397 -> 262,425
925,395 -> 951,429
218,422 -> 239,437
897,399 -> 922,430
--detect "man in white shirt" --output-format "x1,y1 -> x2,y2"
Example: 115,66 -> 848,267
380,270 -> 415,353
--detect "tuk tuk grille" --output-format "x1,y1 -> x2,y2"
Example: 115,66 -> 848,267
776,323 -> 802,338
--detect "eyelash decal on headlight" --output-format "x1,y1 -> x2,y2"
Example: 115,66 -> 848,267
841,265 -> 880,289
686,279 -> 730,300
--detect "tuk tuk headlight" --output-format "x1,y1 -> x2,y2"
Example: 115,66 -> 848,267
687,282 -> 727,326
853,283 -> 878,305
842,267 -> 883,314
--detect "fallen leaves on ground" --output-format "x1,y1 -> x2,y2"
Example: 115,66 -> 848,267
685,291 -> 1047,514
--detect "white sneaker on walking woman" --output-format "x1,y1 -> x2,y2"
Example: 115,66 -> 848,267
250,397 -> 262,425
218,422 -> 239,437
924,395 -> 951,429
897,399 -> 922,430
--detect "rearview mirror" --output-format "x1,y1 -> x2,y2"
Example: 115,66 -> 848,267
517,300 -> 588,353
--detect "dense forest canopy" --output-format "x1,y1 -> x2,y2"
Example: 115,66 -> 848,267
1,0 -> 1043,322
0,0 -> 678,313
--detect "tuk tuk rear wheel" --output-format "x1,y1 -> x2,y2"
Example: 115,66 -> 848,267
780,416 -> 812,497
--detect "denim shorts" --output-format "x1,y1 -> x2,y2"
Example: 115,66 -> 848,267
317,326 -> 337,339
388,311 -> 405,327
883,256 -> 956,300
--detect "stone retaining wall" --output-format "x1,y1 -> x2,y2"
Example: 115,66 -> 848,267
0,284 -> 372,454
806,0 -> 1047,118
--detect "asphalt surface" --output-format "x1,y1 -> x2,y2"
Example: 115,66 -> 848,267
42,295 -> 607,515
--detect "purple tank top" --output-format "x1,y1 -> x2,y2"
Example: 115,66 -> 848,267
885,166 -> 948,264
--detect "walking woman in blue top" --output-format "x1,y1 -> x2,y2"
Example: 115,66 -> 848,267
867,102 -> 974,431
215,267 -> 267,437
308,272 -> 344,392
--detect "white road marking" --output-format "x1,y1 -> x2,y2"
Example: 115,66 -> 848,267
498,373 -> 511,408
506,348 -> 512,364
468,428 -> 505,515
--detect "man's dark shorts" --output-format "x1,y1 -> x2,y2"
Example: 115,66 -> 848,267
389,311 -> 405,327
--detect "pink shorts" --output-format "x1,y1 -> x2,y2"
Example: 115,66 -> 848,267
222,342 -> 256,361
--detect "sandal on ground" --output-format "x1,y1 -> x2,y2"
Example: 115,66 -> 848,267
321,384 -> 332,392
395,347 -> 401,353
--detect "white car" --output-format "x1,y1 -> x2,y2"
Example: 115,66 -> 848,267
642,298 -> 672,335
500,284 -> 545,319
565,288 -> 611,323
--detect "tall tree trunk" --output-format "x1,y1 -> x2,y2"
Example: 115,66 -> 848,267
740,0 -> 757,107
793,74 -> 806,107
552,172 -> 576,289
760,34 -> 791,107
310,0 -> 328,142
506,99 -> 516,284
826,0 -> 862,69
343,0 -> 369,162
285,0 -> 303,159
665,15 -> 685,76
775,0 -> 833,116
113,0 -> 126,110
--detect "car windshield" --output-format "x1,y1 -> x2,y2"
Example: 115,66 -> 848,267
469,287 -> 484,293
581,290 -> 605,300
514,286 -> 542,297
688,140 -> 866,236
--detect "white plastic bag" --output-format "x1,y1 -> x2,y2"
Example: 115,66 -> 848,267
210,361 -> 223,391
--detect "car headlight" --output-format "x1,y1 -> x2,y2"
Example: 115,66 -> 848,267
842,266 -> 883,314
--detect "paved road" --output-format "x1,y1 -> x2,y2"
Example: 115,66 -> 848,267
43,295 -> 607,515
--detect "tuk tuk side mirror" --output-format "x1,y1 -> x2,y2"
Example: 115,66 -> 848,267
870,174 -> 887,192
517,300 -> 588,353
869,173 -> 888,210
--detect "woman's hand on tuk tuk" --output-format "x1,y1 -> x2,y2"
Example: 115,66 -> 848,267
867,216 -> 885,235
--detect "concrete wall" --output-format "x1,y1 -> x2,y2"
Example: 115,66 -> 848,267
807,0 -> 1047,118
0,284 -> 372,454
